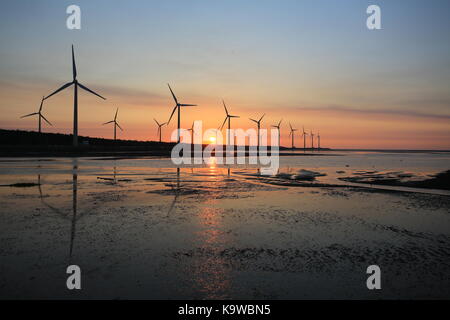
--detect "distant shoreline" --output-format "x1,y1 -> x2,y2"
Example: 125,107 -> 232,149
1,128 -> 448,157
0,128 -> 334,157
0,147 -> 336,158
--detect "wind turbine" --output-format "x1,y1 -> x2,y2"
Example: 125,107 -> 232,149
154,118 -> 166,143
310,130 -> 315,150
44,45 -> 106,147
271,119 -> 282,147
187,121 -> 195,145
288,123 -> 298,149
20,96 -> 52,133
102,108 -> 122,141
317,131 -> 321,150
220,100 -> 240,146
249,113 -> 265,148
302,126 -> 308,151
167,84 -> 197,144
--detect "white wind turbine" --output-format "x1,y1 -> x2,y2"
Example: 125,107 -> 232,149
302,126 -> 308,151
271,119 -> 282,147
167,84 -> 197,144
187,121 -> 195,145
154,118 -> 166,143
289,122 -> 298,149
20,96 -> 52,133
44,45 -> 106,147
220,100 -> 240,146
249,113 -> 265,148
102,108 -> 122,141
317,131 -> 321,150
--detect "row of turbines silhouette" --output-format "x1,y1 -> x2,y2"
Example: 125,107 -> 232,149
21,45 -> 323,150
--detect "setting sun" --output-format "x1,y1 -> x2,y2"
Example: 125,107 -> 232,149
209,136 -> 216,143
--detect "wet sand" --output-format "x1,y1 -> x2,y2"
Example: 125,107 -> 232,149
0,154 -> 449,299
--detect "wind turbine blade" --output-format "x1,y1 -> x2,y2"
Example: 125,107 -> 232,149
116,123 -> 123,131
44,82 -> 74,99
167,106 -> 177,124
230,115 -> 240,118
40,114 -> 52,126
78,82 -> 106,100
72,45 -> 77,80
167,83 -> 178,104
102,120 -> 114,125
220,117 -> 228,130
180,104 -> 196,107
222,100 -> 229,116
278,119 -> 282,127
154,118 -> 160,126
289,122 -> 293,130
114,108 -> 118,120
39,97 -> 44,112
20,112 -> 38,118
161,122 -> 167,126
259,113 -> 265,122
249,118 -> 258,123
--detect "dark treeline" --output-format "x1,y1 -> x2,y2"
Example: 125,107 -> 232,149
0,129 -> 173,149
0,129 -> 329,157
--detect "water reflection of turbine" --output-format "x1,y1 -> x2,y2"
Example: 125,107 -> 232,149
167,168 -> 181,216
36,161 -> 88,260
70,163 -> 78,258
97,165 -> 118,184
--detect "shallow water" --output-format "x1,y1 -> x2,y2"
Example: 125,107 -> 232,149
0,151 -> 449,299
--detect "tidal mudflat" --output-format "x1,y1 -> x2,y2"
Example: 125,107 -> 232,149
0,151 -> 449,299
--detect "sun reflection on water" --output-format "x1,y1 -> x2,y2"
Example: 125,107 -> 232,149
189,170 -> 232,299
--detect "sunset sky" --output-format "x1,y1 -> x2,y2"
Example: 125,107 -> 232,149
0,0 -> 449,149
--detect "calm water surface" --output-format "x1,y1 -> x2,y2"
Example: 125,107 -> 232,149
0,151 -> 449,299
